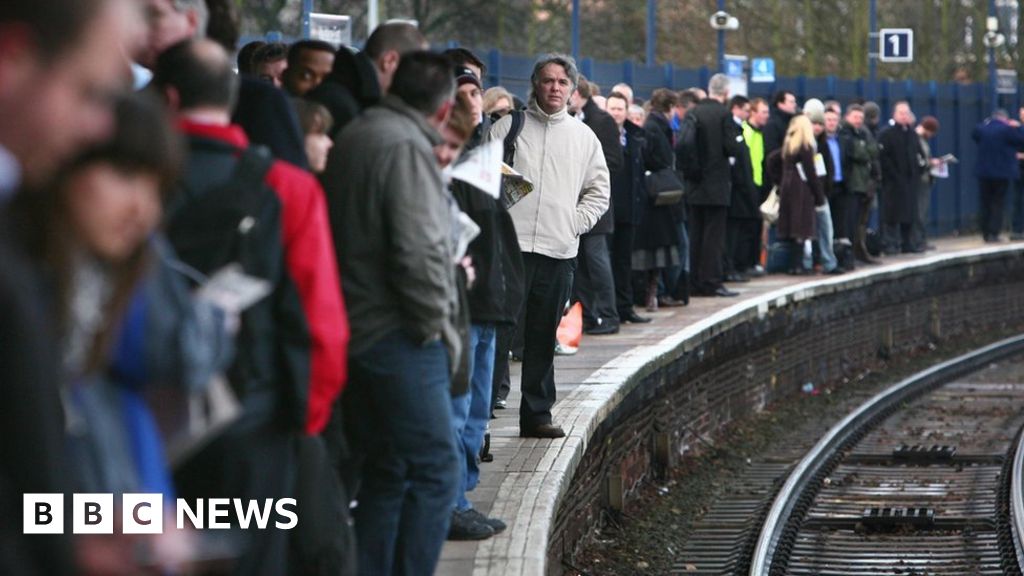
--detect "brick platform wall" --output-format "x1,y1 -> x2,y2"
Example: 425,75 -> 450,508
550,253 -> 1024,574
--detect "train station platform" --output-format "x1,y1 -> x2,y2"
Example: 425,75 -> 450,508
437,236 -> 1024,576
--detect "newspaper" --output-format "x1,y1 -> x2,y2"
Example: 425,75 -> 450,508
501,163 -> 534,209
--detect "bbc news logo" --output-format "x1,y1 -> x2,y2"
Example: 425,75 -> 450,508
24,494 -> 298,534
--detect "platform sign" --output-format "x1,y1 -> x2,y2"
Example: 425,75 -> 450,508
309,13 -> 351,47
997,69 -> 1018,95
751,58 -> 775,83
879,28 -> 913,63
723,55 -> 748,96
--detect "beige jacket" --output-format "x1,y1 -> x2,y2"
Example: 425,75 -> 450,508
487,100 -> 610,260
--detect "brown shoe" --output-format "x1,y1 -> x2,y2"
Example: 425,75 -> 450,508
520,423 -> 566,438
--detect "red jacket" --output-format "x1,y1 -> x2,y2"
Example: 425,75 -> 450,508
180,120 -> 349,435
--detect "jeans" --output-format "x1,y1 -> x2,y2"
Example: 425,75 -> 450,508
346,331 -> 459,576
450,324 -> 496,511
661,222 -> 690,297
815,201 -> 838,271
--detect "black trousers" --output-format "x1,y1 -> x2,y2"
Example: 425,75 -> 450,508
688,204 -> 728,293
831,189 -> 859,241
518,253 -> 574,429
726,217 -> 761,274
574,233 -> 618,327
610,223 -> 636,317
979,177 -> 1009,240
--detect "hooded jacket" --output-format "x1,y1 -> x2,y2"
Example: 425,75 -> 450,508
487,99 -> 610,260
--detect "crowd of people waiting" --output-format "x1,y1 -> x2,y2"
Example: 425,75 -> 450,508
5,1 -> 1024,576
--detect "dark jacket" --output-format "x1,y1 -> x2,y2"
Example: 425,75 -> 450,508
838,122 -> 876,194
728,118 -> 759,219
324,96 -> 461,372
687,98 -> 741,206
815,132 -> 836,200
233,77 -> 309,170
763,107 -> 795,158
171,121 -> 349,434
0,210 -> 74,576
878,122 -> 922,224
581,98 -> 623,235
766,146 -> 824,240
612,120 -> 648,226
637,113 -> 681,253
972,118 -> 1024,180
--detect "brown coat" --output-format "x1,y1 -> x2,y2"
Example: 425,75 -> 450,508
766,146 -> 824,240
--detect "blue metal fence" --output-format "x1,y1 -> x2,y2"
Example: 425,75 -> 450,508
473,50 -> 1024,236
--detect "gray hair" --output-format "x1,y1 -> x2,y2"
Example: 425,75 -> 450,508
530,53 -> 579,92
173,0 -> 208,38
708,73 -> 729,98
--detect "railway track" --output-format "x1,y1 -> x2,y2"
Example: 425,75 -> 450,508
747,335 -> 1024,575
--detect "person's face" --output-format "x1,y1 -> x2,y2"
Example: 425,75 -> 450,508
0,0 -> 135,188
1019,107 -> 1024,123
141,0 -> 196,68
824,111 -> 840,134
845,109 -> 864,130
750,102 -> 769,127
894,103 -> 912,126
535,63 -> 572,114
65,163 -> 162,262
629,108 -> 646,126
812,121 -> 824,136
733,103 -> 750,122
434,125 -> 467,169
284,49 -> 334,96
779,94 -> 797,114
257,58 -> 287,89
304,132 -> 333,174
606,96 -> 628,127
457,83 -> 483,127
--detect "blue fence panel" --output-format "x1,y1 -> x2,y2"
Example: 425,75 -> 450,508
932,82 -> 960,235
633,63 -> 664,100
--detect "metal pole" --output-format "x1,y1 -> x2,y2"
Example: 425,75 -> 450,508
303,0 -> 313,38
869,0 -> 877,99
572,0 -> 581,62
717,0 -> 725,72
367,0 -> 379,38
989,0 -> 998,110
646,0 -> 656,66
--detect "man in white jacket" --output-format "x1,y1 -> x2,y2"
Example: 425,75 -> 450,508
488,53 -> 610,438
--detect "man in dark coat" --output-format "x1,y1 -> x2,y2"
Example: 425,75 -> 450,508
686,73 -> 743,297
878,101 -> 922,253
725,95 -> 760,282
570,76 -> 623,334
605,91 -> 654,324
972,108 -> 1024,242
763,89 -> 798,158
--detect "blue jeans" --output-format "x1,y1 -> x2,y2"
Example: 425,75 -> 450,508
347,330 -> 459,576
815,202 -> 838,271
450,324 -> 496,511
660,221 -> 690,296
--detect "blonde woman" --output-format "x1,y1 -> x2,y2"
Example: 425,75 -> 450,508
482,86 -> 515,119
766,114 -> 825,274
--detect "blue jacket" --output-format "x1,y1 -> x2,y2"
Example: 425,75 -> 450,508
972,119 -> 1024,180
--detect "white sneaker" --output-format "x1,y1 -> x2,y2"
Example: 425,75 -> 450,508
554,343 -> 578,356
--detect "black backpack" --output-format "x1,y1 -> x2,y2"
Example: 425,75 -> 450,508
165,142 -> 307,430
676,113 -> 702,183
502,110 -> 526,166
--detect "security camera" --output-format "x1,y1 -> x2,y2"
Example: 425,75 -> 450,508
709,11 -> 740,31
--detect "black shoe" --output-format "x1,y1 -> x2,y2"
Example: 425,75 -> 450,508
464,508 -> 506,534
825,266 -> 845,275
479,432 -> 493,462
520,423 -> 566,438
448,509 -> 495,540
725,272 -> 750,283
494,398 -> 507,410
712,286 -> 739,297
621,310 -> 652,324
584,321 -> 620,335
657,295 -> 685,307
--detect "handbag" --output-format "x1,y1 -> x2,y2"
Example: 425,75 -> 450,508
760,185 -> 780,223
645,167 -> 685,206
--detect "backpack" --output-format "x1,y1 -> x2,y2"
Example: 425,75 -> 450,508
502,110 -> 526,166
676,112 -> 702,182
165,143 -> 306,431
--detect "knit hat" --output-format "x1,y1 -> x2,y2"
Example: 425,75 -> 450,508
803,98 -> 825,124
863,101 -> 881,122
454,65 -> 481,89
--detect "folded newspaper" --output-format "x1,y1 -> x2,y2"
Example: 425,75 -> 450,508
501,163 -> 534,209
